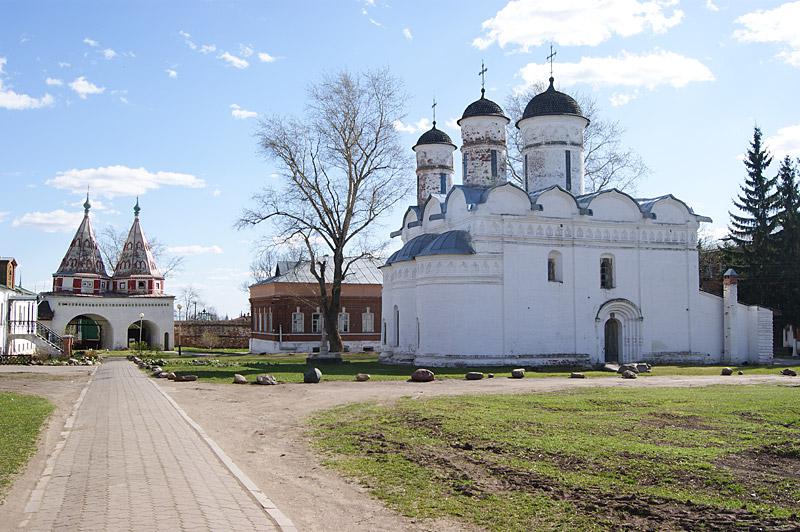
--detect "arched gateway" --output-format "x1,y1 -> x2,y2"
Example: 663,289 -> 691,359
596,299 -> 643,364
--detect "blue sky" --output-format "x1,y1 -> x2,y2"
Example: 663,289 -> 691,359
2,0 -> 800,316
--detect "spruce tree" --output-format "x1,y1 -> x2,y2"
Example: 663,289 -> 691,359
727,126 -> 778,307
775,156 -> 800,325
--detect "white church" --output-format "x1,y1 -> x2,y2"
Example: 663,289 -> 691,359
379,77 -> 773,368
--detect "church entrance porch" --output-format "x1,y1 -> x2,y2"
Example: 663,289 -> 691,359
65,314 -> 113,350
127,319 -> 158,348
596,299 -> 643,364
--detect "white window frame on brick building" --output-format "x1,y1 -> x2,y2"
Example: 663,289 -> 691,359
311,310 -> 323,334
362,307 -> 375,333
338,308 -> 350,333
291,307 -> 304,333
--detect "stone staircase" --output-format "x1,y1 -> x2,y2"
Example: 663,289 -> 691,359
7,321 -> 65,357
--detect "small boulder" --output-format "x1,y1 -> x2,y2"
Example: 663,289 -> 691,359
738,370 -> 744,375
165,372 -> 176,380
233,373 -> 248,384
621,370 -> 637,379
68,358 -> 79,365
721,367 -> 734,376
511,368 -> 525,379
256,374 -> 278,385
151,366 -> 163,375
354,373 -> 371,382
465,372 -> 484,381
618,364 -> 639,374
410,368 -> 435,382
304,367 -> 322,384
487,373 -> 494,378
781,368 -> 798,377
635,363 -> 651,373
570,372 -> 585,379
174,374 -> 198,382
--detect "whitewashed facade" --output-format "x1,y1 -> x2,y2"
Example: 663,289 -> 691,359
380,78 -> 773,367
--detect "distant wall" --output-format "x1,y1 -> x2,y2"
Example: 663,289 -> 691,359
176,318 -> 250,349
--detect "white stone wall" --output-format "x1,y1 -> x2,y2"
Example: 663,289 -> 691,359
460,116 -> 508,187
0,288 -> 8,355
42,294 -> 175,350
414,143 -> 454,205
381,186 -> 774,367
519,115 -> 588,194
249,337 -> 380,354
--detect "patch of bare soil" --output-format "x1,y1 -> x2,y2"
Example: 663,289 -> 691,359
0,366 -> 92,525
160,372 -> 792,531
716,442 -> 800,508
639,412 -> 715,431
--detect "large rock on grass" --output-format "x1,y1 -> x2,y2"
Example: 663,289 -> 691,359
465,372 -> 484,381
781,368 -> 797,377
174,374 -> 197,382
355,373 -> 371,382
256,374 -> 278,385
511,368 -> 525,379
410,368 -> 435,382
621,370 -> 637,379
720,367 -> 734,376
233,373 -> 248,384
304,367 -> 322,384
570,372 -> 585,379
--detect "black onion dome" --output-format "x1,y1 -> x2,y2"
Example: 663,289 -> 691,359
457,90 -> 507,124
519,77 -> 584,125
413,124 -> 455,149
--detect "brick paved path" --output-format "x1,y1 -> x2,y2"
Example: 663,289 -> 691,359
22,359 -> 278,531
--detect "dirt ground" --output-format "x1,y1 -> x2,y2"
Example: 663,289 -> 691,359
0,366 -> 93,527
160,372 -> 797,532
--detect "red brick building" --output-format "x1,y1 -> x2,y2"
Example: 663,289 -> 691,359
249,258 -> 382,353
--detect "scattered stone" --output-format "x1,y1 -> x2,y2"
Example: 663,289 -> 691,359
166,372 -> 176,380
173,374 -> 197,382
621,370 -> 637,379
256,374 -> 278,385
721,367 -> 734,376
635,363 -> 651,373
68,358 -> 79,365
781,368 -> 797,377
487,373 -> 494,378
410,368 -> 435,382
618,364 -> 640,374
570,372 -> 585,379
355,373 -> 371,382
304,367 -> 322,384
465,372 -> 484,381
738,370 -> 744,375
151,366 -> 163,375
511,368 -> 525,379
233,373 -> 248,384
155,371 -> 169,379
603,363 -> 621,373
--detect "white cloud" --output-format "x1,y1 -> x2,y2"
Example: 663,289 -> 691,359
766,124 -> 800,158
257,52 -> 275,63
166,245 -> 223,256
734,2 -> 800,67
45,77 -> 63,86
102,48 -> 117,60
179,30 -> 197,50
403,28 -> 413,40
609,93 -> 637,106
445,118 -> 460,130
393,118 -> 432,134
119,96 -> 129,104
219,52 -> 249,69
69,76 -> 105,99
518,50 -> 714,91
46,165 -> 206,199
200,44 -> 216,54
230,104 -> 257,119
705,0 -> 719,12
368,18 -> 382,27
12,210 -> 85,233
166,69 -> 178,79
0,211 -> 9,223
474,0 -> 684,49
212,189 -> 221,197
83,37 -> 99,47
58,62 -> 71,68
0,57 -> 54,110
239,44 -> 254,57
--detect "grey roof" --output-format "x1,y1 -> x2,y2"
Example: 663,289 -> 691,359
413,125 -> 455,149
458,90 -> 508,124
385,233 -> 438,265
519,77 -> 584,124
256,257 -> 383,285
417,230 -> 475,258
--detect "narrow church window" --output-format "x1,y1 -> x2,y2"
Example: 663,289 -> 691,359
291,308 -> 304,333
524,154 -> 529,190
382,321 -> 387,344
439,173 -> 447,194
600,257 -> 614,289
565,150 -> 572,191
462,153 -> 467,180
393,305 -> 400,347
548,250 -> 563,282
491,150 -> 498,177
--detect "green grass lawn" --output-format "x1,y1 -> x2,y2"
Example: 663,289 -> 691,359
142,352 -> 798,384
0,393 -> 53,498
310,384 -> 800,531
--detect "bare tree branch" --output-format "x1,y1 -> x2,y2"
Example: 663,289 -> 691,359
98,225 -> 185,278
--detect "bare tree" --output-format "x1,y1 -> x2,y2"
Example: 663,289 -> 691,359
506,83 -> 648,193
238,69 -> 412,353
98,225 -> 185,278
177,285 -> 204,320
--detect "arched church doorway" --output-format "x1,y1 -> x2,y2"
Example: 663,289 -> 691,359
128,320 -> 158,348
65,315 -> 112,350
604,318 -> 621,363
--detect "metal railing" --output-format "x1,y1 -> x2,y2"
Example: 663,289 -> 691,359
8,320 -> 64,351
